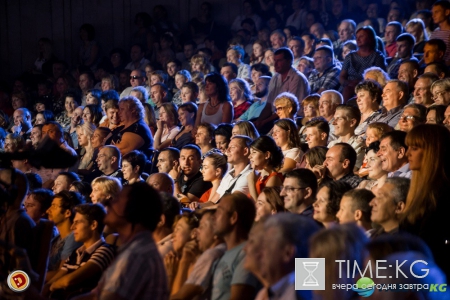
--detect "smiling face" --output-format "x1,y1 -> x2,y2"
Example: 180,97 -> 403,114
30,126 -> 42,147
82,107 -> 93,124
272,125 -> 289,148
215,135 -> 229,153
178,109 -> 194,127
249,148 -> 268,170
336,196 -> 355,224
332,109 -> 354,137
413,78 -> 433,106
369,182 -> 399,226
229,82 -> 243,102
366,149 -> 386,179
65,97 -> 78,114
255,192 -> 274,221
313,186 -> 334,224
377,137 -> 404,172
356,89 -> 377,114
398,107 -> 420,132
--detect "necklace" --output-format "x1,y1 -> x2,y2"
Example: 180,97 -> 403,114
209,100 -> 220,108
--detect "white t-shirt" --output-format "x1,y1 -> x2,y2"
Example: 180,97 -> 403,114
215,164 -> 252,202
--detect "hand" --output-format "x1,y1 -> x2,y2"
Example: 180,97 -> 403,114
188,201 -> 199,210
156,120 -> 163,130
11,123 -> 21,134
247,169 -> 259,184
311,164 -> 327,179
177,193 -> 190,204
181,240 -> 200,263
164,250 -> 180,280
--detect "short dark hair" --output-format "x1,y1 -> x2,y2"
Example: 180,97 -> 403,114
181,144 -> 202,160
101,90 -> 120,102
29,188 -> 54,214
181,82 -> 199,95
167,59 -> 182,68
178,102 -> 198,120
315,45 -> 334,58
221,62 -> 238,75
26,173 -> 43,190
355,80 -> 383,104
55,191 -> 85,223
334,143 -> 357,171
386,21 -> 403,36
122,150 -> 147,175
285,168 -> 318,198
433,0 -> 450,11
380,130 -> 408,152
160,192 -> 181,229
75,203 -> 107,234
250,63 -> 271,76
123,182 -> 163,231
342,189 -> 374,223
336,105 -> 362,126
396,33 -> 416,46
214,123 -> 233,140
225,192 -> 256,234
426,62 -> 449,77
58,171 -> 80,185
305,117 -> 330,136
274,47 -> 294,63
151,82 -> 169,94
319,181 -> 352,220
160,147 -> 180,162
426,39 -> 447,53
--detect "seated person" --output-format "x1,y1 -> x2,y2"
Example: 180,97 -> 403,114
44,204 -> 115,298
336,189 -> 374,236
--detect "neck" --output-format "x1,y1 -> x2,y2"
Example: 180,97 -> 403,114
375,173 -> 388,184
152,227 -> 172,243
223,228 -> 247,250
117,223 -> 149,245
127,176 -> 142,184
266,265 -> 294,287
323,221 -> 336,229
57,220 -> 72,239
334,170 -> 350,180
294,202 -> 310,214
232,161 -> 248,175
123,119 -> 137,127
200,144 -> 213,154
184,170 -> 200,181
357,220 -> 373,232
381,221 -> 399,233
280,68 -> 290,79
103,166 -> 117,175
439,22 -> 450,30
324,114 -> 334,122
358,47 -> 373,55
83,233 -> 101,249
392,160 -> 408,173
339,132 -> 354,143
233,98 -> 246,106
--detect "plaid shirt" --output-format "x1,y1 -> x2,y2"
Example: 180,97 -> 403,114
308,65 -> 341,93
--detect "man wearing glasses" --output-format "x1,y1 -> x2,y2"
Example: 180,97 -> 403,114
120,69 -> 148,98
309,46 -> 341,94
280,168 -> 318,216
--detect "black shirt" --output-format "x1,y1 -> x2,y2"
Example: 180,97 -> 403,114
177,171 -> 212,199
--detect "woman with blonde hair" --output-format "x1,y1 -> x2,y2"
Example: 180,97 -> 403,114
309,224 -> 368,300
272,118 -> 303,173
273,92 -> 299,123
90,176 -> 122,204
190,54 -> 212,75
231,120 -> 259,140
430,78 -> 450,106
154,102 -> 180,150
229,78 -> 253,120
76,122 -> 96,170
402,124 -> 450,276
406,18 -> 429,54
101,74 -> 117,92
363,67 -> 390,88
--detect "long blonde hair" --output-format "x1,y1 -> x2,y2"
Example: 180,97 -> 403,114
76,122 -> 96,169
404,124 -> 450,223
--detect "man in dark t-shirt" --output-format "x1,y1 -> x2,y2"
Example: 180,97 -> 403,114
175,145 -> 212,204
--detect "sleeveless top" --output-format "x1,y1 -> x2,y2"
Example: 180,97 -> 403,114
201,101 -> 224,125
107,120 -> 153,152
256,171 -> 284,195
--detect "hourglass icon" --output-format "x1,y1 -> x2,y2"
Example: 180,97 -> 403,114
303,261 -> 319,286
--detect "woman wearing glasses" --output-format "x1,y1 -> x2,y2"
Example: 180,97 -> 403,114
430,78 -> 450,106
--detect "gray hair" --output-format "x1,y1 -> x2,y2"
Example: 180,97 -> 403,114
131,86 -> 149,104
176,70 -> 192,82
385,177 -> 410,205
321,90 -> 343,105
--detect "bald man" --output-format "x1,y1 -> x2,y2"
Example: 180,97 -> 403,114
147,173 -> 174,195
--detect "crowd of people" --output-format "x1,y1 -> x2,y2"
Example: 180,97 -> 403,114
0,0 -> 450,299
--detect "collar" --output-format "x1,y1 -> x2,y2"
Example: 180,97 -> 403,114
270,271 -> 295,298
76,238 -> 105,256
118,230 -> 154,254
317,64 -> 337,77
229,164 -> 251,178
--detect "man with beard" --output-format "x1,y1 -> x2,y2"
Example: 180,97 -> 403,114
236,76 -> 271,123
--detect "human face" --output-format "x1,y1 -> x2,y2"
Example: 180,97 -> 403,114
35,103 -> 46,112
104,186 -> 130,230
77,128 -> 89,147
204,80 -> 217,97
356,89 -> 377,114
178,109 -> 194,127
313,186 -> 334,223
71,107 -> 83,126
82,107 -> 93,124
255,193 -> 274,221
432,86 -> 450,105
397,63 -> 415,87
276,100 -> 292,119
229,83 -> 243,102
46,196 -> 67,225
249,148 -> 267,170
356,30 -> 371,48
384,25 -> 398,45
213,196 -> 234,236
122,160 -> 138,181
414,78 -> 433,106
195,127 -> 211,146
65,97 -> 78,114
336,196 -> 355,224
97,148 -> 113,173
342,46 -> 353,59
167,62 -> 178,77
338,22 -> 353,41
91,129 -> 106,149
288,40 -> 303,59
280,177 -> 307,212
305,126 -> 325,148
151,86 -> 165,106
243,223 -> 265,274
370,183 -> 399,225
303,103 -> 317,118
406,26 -> 421,43
366,128 -> 380,147
157,151 -> 175,174
396,41 -> 411,59
319,93 -> 336,119
35,113 -> 46,125
130,45 -> 143,63
53,175 -> 70,194
215,135 -> 229,153
226,50 -> 239,65
264,50 -> 274,66
130,70 -> 144,87
406,145 -> 424,171
423,44 -> 443,65
324,146 -> 346,179
13,110 -> 27,127
273,53 -> 291,74
253,43 -> 264,58
272,125 -> 289,148
270,34 -> 285,49
432,4 -> 450,25
150,75 -> 161,86
382,82 -> 401,111
201,157 -> 220,182
313,50 -> 331,73
197,213 -> 215,252
377,137 -> 403,172
231,125 -> 240,137
398,107 -> 420,132
174,75 -> 185,90
42,124 -> 60,142
180,149 -> 201,177
332,110 -> 353,137
79,74 -> 92,91
90,183 -> 108,204
221,66 -> 235,82
71,213 -> 94,243
366,149 -> 385,179
30,127 -> 42,147
226,138 -> 247,164
24,195 -> 44,223
86,93 -> 98,105
101,79 -> 113,92
107,108 -> 120,125
56,78 -> 68,95
251,70 -> 262,87
181,87 -> 196,103
159,106 -> 169,123
444,106 -> 450,130
302,35 -> 314,52
255,78 -> 268,96
426,109 -> 437,124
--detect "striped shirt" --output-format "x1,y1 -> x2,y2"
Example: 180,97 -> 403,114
61,238 -> 114,272
431,29 -> 450,63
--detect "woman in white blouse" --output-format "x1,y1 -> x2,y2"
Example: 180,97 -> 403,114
272,118 -> 304,173
154,102 -> 180,150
